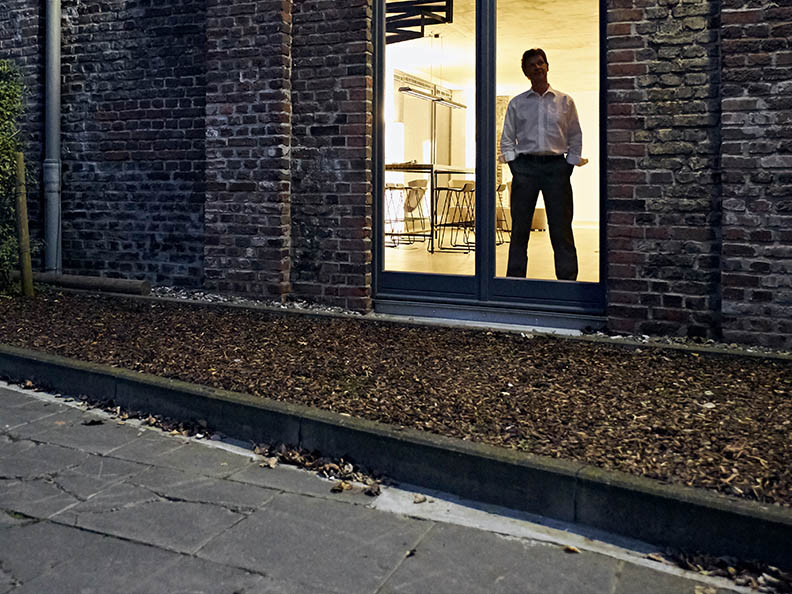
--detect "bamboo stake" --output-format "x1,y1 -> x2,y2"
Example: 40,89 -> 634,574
15,152 -> 34,297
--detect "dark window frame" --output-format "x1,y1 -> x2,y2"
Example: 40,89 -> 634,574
373,0 -> 607,316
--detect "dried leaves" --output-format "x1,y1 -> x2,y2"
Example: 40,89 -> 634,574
0,291 -> 790,507
648,550 -> 792,593
253,442 -> 385,496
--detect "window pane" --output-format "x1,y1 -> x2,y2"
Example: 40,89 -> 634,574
383,1 -> 476,275
494,0 -> 600,283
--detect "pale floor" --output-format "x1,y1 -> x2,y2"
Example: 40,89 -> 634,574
384,226 -> 600,282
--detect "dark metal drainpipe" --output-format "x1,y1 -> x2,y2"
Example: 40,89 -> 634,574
44,0 -> 62,273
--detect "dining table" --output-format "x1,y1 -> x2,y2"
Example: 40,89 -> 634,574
385,162 -> 475,252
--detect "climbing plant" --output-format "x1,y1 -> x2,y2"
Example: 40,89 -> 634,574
0,59 -> 24,290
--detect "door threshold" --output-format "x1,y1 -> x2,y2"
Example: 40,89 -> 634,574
372,299 -> 605,335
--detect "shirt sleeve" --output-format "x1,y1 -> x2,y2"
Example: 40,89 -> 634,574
565,97 -> 582,165
500,100 -> 517,163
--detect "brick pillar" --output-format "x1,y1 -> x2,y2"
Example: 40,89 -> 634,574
204,0 -> 293,298
606,0 -> 722,339
720,1 -> 792,348
290,0 -> 373,311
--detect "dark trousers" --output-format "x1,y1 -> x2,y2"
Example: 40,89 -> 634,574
506,155 -> 578,280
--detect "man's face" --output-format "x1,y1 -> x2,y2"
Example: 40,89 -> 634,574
524,54 -> 549,83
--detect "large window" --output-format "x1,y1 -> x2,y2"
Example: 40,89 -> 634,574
379,0 -> 601,296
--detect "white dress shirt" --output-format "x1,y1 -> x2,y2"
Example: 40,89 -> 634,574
500,86 -> 582,166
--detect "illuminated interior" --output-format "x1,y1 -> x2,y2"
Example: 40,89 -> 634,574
382,0 -> 600,283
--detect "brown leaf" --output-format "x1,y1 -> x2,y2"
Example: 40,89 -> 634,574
331,481 -> 352,493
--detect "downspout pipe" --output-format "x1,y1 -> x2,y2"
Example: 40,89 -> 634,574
44,0 -> 62,273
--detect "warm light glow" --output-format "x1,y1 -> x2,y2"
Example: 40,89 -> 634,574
422,140 -> 432,164
385,122 -> 405,185
463,86 -> 475,170
386,122 -> 405,164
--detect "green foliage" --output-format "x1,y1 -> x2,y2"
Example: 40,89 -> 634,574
0,60 -> 25,291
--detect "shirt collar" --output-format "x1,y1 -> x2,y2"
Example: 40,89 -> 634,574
527,86 -> 556,98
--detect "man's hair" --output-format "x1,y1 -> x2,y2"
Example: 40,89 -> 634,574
521,48 -> 549,76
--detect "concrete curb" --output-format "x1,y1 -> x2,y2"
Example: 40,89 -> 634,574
1,342 -> 790,568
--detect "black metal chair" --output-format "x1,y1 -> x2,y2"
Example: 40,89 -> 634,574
495,183 -> 511,245
403,179 -> 428,242
436,180 -> 475,252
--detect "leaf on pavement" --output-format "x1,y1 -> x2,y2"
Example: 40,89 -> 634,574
331,481 -> 352,493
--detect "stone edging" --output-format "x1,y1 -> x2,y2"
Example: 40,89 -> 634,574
0,342 -> 790,568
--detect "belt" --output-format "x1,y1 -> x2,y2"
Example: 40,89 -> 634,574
517,153 -> 565,162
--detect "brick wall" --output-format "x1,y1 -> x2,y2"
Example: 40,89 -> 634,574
203,0 -> 293,298
59,0 -> 206,285
290,0 -> 374,310
2,0 -> 206,285
606,0 -> 723,339
3,1 -> 789,344
720,0 -> 792,348
0,1 -> 44,242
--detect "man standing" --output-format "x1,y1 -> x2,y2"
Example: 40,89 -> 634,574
499,48 -> 587,280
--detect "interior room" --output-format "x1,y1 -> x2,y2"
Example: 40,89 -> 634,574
382,0 -> 600,283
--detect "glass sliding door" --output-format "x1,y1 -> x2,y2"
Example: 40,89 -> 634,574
493,0 -> 600,284
376,0 -> 605,314
382,3 -> 476,277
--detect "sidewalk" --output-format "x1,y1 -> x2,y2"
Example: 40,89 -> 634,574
0,382 -> 744,594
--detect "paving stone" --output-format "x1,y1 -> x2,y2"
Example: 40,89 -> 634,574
0,510 -> 29,529
0,520 -> 182,594
0,570 -> 14,594
0,387 -> 55,408
0,477 -> 81,518
52,481 -> 245,554
0,400 -> 60,431
104,428 -> 187,463
18,411 -> 142,455
0,437 -> 93,480
49,454 -> 150,500
378,521 -> 619,594
0,385 -> 752,594
3,407 -> 87,440
198,492 -> 432,594
127,465 -> 277,512
148,441 -> 257,478
230,460 -> 375,504
128,555 -> 300,594
0,520 -> 108,584
614,558 -> 740,594
53,480 -> 159,514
